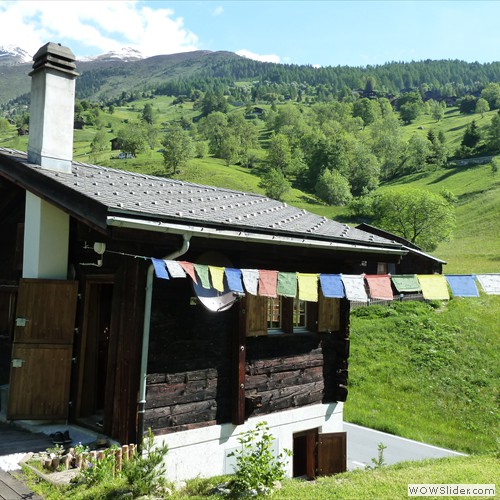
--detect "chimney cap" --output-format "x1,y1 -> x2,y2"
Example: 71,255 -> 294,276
30,42 -> 79,77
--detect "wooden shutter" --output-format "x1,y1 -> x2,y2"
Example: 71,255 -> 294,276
318,296 -> 340,333
317,431 -> 347,475
8,279 -> 78,420
244,294 -> 268,336
281,297 -> 293,334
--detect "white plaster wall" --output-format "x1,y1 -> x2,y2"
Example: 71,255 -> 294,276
23,192 -> 69,279
154,402 -> 343,482
28,69 -> 75,172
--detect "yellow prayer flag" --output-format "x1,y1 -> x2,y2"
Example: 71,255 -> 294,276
297,273 -> 318,302
417,274 -> 450,300
209,266 -> 225,292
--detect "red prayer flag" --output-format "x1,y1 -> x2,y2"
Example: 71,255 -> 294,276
364,274 -> 394,300
258,270 -> 278,298
179,261 -> 198,284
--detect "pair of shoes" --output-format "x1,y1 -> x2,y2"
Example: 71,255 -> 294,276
50,430 -> 72,445
50,432 -> 64,445
62,430 -> 72,444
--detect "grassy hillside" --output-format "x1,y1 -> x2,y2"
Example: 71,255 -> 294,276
345,298 -> 500,455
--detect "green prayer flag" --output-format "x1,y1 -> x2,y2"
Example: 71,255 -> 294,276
194,264 -> 211,289
391,274 -> 421,293
277,272 -> 297,297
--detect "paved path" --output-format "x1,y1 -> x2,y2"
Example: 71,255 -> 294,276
344,422 -> 466,470
0,469 -> 42,499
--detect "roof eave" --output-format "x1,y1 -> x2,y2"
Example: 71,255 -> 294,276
0,151 -> 109,233
107,215 -> 408,256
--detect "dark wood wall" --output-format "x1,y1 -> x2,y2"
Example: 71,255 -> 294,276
245,325 -> 349,418
145,277 -> 234,434
144,270 -> 351,434
245,334 -> 326,415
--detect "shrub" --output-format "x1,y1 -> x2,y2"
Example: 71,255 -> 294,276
228,421 -> 291,497
122,428 -> 169,496
79,447 -> 118,486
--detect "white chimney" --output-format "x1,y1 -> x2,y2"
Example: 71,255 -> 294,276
23,43 -> 78,279
27,42 -> 79,173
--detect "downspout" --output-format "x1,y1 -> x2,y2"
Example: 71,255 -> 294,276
137,233 -> 191,447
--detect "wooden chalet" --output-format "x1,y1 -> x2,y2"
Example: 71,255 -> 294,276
356,223 -> 446,275
0,43 -> 408,481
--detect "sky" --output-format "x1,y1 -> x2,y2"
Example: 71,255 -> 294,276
1,1 -> 500,67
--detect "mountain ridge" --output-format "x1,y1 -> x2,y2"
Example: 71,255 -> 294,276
2,45 -> 500,110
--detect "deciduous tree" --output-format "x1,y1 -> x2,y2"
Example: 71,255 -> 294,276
371,188 -> 455,251
259,168 -> 290,201
116,122 -> 147,157
161,123 -> 193,174
315,169 -> 352,206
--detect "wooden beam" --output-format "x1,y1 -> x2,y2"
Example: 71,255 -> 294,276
232,299 -> 246,425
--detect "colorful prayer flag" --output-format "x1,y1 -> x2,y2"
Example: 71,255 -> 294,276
341,274 -> 368,302
194,264 -> 211,289
241,269 -> 259,295
365,274 -> 394,300
165,260 -> 186,278
445,275 -> 479,297
225,268 -> 244,293
258,270 -> 278,298
209,266 -> 226,292
391,274 -> 421,293
297,273 -> 318,302
417,274 -> 450,300
151,258 -> 169,280
319,274 -> 344,298
179,261 -> 198,284
475,274 -> 500,295
277,272 -> 297,298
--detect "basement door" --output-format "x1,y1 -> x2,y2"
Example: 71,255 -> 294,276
293,430 -> 347,479
7,279 -> 78,420
317,432 -> 347,475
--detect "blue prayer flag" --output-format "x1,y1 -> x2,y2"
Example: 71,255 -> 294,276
151,258 -> 169,280
445,275 -> 479,297
225,268 -> 244,293
319,274 -> 345,298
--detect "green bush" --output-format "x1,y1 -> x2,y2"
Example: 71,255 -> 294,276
228,421 -> 292,497
79,447 -> 118,486
122,428 -> 169,496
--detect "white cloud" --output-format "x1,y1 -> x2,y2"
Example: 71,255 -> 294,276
236,49 -> 280,64
0,0 -> 199,57
213,5 -> 224,16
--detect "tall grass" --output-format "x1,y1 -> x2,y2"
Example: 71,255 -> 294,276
345,298 -> 500,455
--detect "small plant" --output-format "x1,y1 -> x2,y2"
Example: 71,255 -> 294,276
79,448 -> 117,486
122,427 -> 169,496
228,421 -> 292,497
73,442 -> 89,455
45,444 -> 64,458
366,442 -> 387,470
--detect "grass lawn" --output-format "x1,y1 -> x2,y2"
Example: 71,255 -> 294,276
345,298 -> 500,455
23,454 -> 499,499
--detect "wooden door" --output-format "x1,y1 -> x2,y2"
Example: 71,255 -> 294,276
293,428 -> 318,479
7,279 -> 78,420
317,431 -> 347,475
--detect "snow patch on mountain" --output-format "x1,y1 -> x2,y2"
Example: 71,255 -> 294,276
79,47 -> 144,62
0,45 -> 32,65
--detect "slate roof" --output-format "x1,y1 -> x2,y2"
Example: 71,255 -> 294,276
0,148 -> 401,250
356,223 -> 447,264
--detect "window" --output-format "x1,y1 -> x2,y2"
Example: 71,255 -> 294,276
267,297 -> 307,333
244,294 -> 341,337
